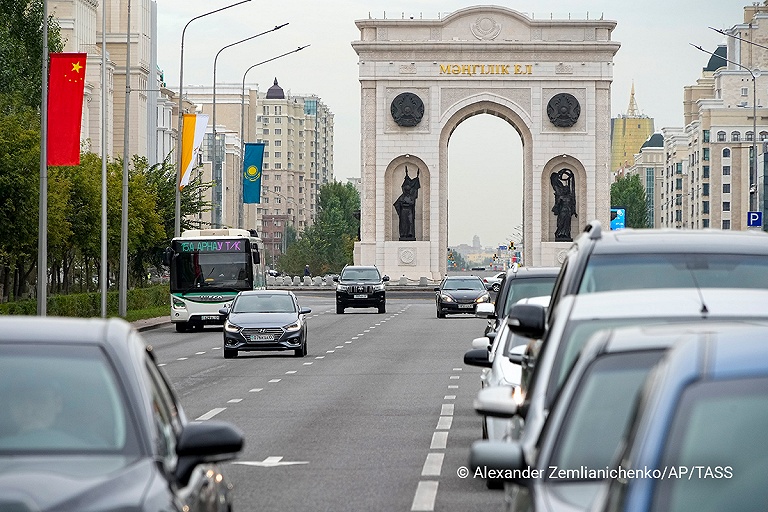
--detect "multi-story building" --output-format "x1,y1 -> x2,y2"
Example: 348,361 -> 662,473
629,2 -> 768,231
610,84 -> 655,175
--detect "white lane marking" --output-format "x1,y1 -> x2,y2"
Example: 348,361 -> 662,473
421,453 -> 445,477
285,371 -> 297,374
453,368 -> 462,371
196,408 -> 225,421
449,376 -> 460,380
195,351 -> 206,355
441,404 -> 455,416
249,388 -> 263,392
335,346 -> 344,349
430,432 -> 448,449
212,347 -> 221,350
448,385 -> 459,389
369,326 -> 376,329
315,356 -> 325,359
268,379 -> 281,383
352,336 -> 359,339
177,357 -> 188,361
375,323 -> 382,326
364,329 -> 371,333
357,333 -> 365,336
228,399 -> 242,403
444,395 -> 456,400
234,456 -> 309,467
158,363 -> 166,367
326,350 -> 335,353
436,416 -> 453,430
345,341 -> 352,344
411,481 -> 439,511
303,362 -> 313,365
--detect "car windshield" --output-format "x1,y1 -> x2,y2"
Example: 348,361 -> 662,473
579,254 -> 768,293
341,269 -> 381,281
502,277 -> 557,317
0,345 -> 135,454
233,294 -> 296,313
546,351 -> 665,478
654,377 -> 768,512
442,278 -> 485,291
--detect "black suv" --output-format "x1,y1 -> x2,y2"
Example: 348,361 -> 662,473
333,265 -> 389,314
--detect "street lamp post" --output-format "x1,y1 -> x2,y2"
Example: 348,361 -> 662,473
211,23 -> 288,229
238,45 -> 310,227
691,44 -> 761,214
174,0 -> 251,239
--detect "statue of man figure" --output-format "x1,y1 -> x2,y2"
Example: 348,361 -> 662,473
550,168 -> 577,241
393,166 -> 421,241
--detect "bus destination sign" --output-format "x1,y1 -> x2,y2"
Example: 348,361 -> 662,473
179,240 -> 243,253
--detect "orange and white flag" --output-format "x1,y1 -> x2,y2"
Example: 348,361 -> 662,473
179,113 -> 209,190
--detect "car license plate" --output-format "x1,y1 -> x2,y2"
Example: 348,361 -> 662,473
458,304 -> 473,309
354,294 -> 368,299
250,334 -> 274,341
201,315 -> 219,320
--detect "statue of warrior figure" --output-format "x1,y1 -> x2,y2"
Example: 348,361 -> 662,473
551,168 -> 577,241
393,166 -> 421,241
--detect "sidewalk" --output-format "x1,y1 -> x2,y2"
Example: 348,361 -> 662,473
132,316 -> 171,332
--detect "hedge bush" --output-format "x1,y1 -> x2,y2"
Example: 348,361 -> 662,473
0,285 -> 169,317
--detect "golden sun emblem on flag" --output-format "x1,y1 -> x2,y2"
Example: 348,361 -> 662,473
244,165 -> 261,182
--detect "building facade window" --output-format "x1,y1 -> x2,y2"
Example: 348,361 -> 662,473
761,131 -> 768,141
275,128 -> 282,135
703,219 -> 709,228
717,131 -> 726,142
703,148 -> 709,161
703,130 -> 710,142
703,183 -> 709,196
723,165 -> 731,175
703,165 -> 710,178
723,201 -> 731,212
723,220 -> 731,229
703,201 -> 710,214
746,131 -> 754,141
731,131 -> 741,142
723,148 -> 731,158
723,183 -> 730,193
263,106 -> 270,115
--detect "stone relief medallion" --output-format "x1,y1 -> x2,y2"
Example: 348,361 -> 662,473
398,247 -> 416,265
390,92 -> 425,127
470,16 -> 501,40
547,93 -> 581,128
557,250 -> 568,264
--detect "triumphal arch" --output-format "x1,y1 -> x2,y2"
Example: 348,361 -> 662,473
351,6 -> 620,279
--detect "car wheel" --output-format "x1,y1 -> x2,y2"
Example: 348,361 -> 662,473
378,302 -> 386,314
492,283 -> 501,292
175,322 -> 188,333
224,348 -> 238,359
437,309 -> 445,318
295,342 -> 307,357
336,304 -> 344,314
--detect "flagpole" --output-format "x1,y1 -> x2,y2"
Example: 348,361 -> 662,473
212,23 -> 288,229
119,0 -> 131,317
238,45 -> 310,227
37,0 -> 49,316
174,0 -> 252,239
100,0 -> 108,317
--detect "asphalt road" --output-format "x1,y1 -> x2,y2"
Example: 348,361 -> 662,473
141,293 -> 502,511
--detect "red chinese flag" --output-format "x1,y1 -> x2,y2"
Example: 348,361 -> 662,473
47,53 -> 87,166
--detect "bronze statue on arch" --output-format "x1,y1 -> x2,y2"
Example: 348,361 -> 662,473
550,168 -> 577,241
393,166 -> 420,241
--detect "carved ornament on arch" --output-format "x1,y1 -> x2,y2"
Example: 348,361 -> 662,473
430,27 -> 442,40
439,89 -> 531,119
470,16 -> 502,40
376,27 -> 388,41
541,88 -> 587,132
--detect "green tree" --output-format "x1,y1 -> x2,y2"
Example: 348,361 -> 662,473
610,174 -> 650,228
279,182 -> 360,275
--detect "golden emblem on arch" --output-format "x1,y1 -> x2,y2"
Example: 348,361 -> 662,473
244,164 -> 261,182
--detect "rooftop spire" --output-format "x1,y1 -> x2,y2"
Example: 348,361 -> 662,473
627,81 -> 639,116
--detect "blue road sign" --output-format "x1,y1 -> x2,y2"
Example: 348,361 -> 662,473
747,211 -> 763,227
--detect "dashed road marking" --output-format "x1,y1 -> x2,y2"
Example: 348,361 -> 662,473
228,399 -> 242,403
430,432 -> 448,449
421,453 -> 445,477
249,388 -> 263,392
285,371 -> 297,374
440,404 -> 455,416
411,481 -> 439,511
268,379 -> 281,383
196,408 -> 225,421
436,416 -> 453,430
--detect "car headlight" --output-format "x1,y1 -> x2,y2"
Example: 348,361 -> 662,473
284,318 -> 303,332
373,283 -> 386,291
224,320 -> 242,333
475,293 -> 491,303
172,298 -> 186,309
439,294 -> 455,302
336,285 -> 347,292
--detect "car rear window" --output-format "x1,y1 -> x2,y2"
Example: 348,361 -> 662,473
579,253 -> 768,294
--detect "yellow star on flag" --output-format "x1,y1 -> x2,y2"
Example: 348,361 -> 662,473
71,61 -> 83,73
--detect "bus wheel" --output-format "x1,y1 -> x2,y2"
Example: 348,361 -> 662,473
175,322 -> 189,333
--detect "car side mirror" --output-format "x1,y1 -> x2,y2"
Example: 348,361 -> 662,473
507,344 -> 526,365
506,304 -> 546,339
464,348 -> 492,368
473,385 -> 519,418
218,307 -> 229,316
469,440 -> 525,479
434,287 -> 440,292
333,276 -> 339,282
299,307 -> 312,315
382,275 -> 390,282
175,421 -> 244,487
475,302 -> 495,318
471,336 -> 490,350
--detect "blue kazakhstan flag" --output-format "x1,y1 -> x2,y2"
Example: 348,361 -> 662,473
243,142 -> 265,204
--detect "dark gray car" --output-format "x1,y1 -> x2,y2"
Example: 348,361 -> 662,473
0,316 -> 244,512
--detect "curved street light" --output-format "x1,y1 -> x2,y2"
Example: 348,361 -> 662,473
211,23 -> 289,228
174,0 -> 251,238
238,45 -> 310,227
691,43 -> 761,214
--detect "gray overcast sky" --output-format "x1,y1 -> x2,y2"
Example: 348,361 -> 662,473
156,0 -> 747,248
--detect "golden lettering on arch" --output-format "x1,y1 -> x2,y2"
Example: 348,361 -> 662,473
438,63 -> 533,75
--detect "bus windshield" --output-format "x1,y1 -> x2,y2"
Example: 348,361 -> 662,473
171,245 -> 251,292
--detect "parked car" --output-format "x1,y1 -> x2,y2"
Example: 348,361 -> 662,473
220,290 -> 310,358
546,220 -> 768,322
470,320 -> 682,510
592,321 -> 768,512
482,271 -> 505,292
435,275 -> 490,317
0,316 -> 244,512
333,265 -> 389,314
474,287 -> 768,485
476,265 -> 559,336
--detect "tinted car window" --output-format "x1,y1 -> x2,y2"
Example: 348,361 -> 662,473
578,254 -> 768,294
234,293 -> 296,313
654,377 -> 768,512
341,268 -> 381,281
0,344 -> 137,454
501,277 -> 556,317
547,351 -> 664,477
442,278 -> 485,290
